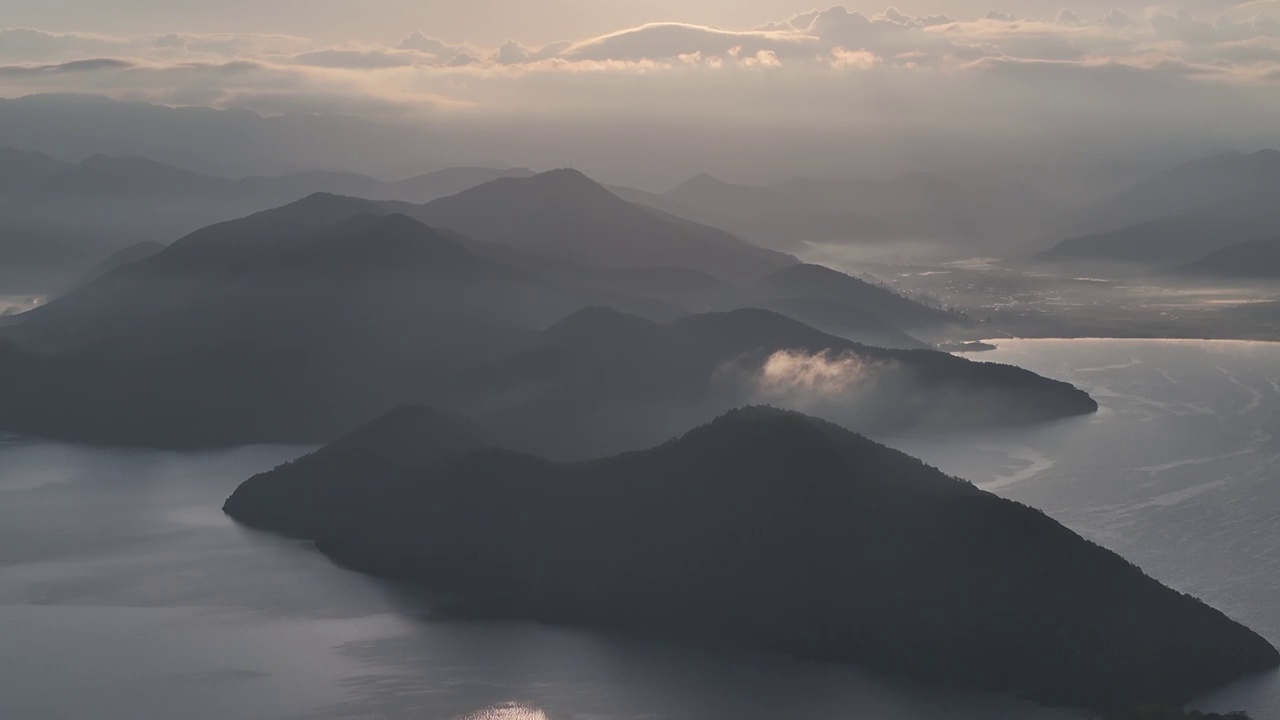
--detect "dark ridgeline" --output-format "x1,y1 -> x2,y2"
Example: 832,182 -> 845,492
1037,215 -> 1251,268
0,144 -> 534,291
0,176 -> 1090,449
1175,236 -> 1280,278
223,405 -> 494,539
460,305 -> 1096,459
657,171 -> 1056,252
223,405 -> 1280,712
0,201 -> 679,446
1038,149 -> 1280,268
750,262 -> 963,334
404,168 -> 796,281
1103,709 -> 1252,720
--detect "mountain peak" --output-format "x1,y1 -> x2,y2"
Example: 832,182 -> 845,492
443,167 -> 619,206
669,172 -> 730,194
285,191 -> 383,215
524,167 -> 615,195
542,306 -> 662,349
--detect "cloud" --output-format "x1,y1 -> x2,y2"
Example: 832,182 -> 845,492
0,4 -> 1279,161
398,31 -> 451,56
751,349 -> 885,400
0,28 -> 127,61
563,22 -> 820,61
0,58 -> 134,76
831,48 -> 881,69
285,49 -> 427,69
1103,9 -> 1137,29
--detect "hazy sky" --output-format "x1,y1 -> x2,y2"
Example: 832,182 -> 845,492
2,2 -> 1279,181
2,0 -> 1272,45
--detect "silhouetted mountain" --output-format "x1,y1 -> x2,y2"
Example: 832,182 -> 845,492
1103,709 -> 1252,720
1176,237 -> 1280,278
239,169 -> 387,200
660,171 -> 1057,254
67,240 -> 166,290
1036,214 -> 1250,267
1038,150 -> 1280,267
0,148 -> 537,291
0,203 -> 680,446
575,265 -> 751,312
765,297 -> 927,349
753,264 -> 962,334
531,262 -> 931,348
224,406 -> 1278,710
42,154 -> 236,196
225,405 -> 494,538
0,146 -> 71,192
388,166 -> 535,202
1068,150 -> 1280,236
407,169 -> 795,281
662,173 -> 895,249
459,306 -> 1094,459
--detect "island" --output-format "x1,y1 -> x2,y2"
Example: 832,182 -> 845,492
225,405 -> 1279,712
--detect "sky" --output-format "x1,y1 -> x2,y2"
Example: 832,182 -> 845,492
3,1 -> 1269,45
2,1 -> 1280,181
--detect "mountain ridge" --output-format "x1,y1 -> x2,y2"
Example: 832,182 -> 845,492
223,404 -> 1280,711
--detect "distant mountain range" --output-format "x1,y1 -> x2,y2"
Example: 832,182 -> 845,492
401,169 -> 793,281
1037,150 -> 1280,269
644,170 -> 1059,255
0,184 -> 1078,449
0,93 -> 441,178
224,404 -> 1279,711
458,305 -> 1093,459
1175,237 -> 1280,279
0,202 -> 681,446
0,148 -> 534,205
0,146 -> 535,289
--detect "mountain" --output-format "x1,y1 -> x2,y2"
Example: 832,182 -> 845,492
0,149 -> 537,291
662,173 -> 894,249
224,405 -> 1279,711
65,240 -> 166,291
387,166 -> 535,202
458,306 -> 1095,459
764,296 -> 927,349
0,94 -> 440,178
752,263 -> 963,334
660,171 -> 1057,255
1176,237 -> 1280,278
1034,214 -> 1259,267
40,153 -> 237,196
1037,150 -> 1280,267
0,146 -> 71,192
0,201 -> 680,446
406,169 -> 796,281
224,405 -> 494,538
531,262 -> 936,349
1067,150 -> 1280,236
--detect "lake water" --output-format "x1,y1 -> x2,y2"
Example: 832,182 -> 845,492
1,339 -> 1277,719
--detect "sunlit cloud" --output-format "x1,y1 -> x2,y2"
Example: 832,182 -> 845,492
0,5 -> 1277,132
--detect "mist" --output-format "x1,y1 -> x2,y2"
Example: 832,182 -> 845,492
2,4 -> 1280,186
1,3 -> 1280,720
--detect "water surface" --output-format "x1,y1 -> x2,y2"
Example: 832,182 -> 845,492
890,339 -> 1280,717
2,339 -> 1277,718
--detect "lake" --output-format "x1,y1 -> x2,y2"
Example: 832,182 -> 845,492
2,338 -> 1277,719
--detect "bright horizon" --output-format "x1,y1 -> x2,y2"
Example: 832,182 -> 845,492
2,1 -> 1280,183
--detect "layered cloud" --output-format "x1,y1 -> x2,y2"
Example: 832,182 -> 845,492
0,5 -> 1278,166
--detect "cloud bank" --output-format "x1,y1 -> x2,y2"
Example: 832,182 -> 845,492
1,6 -> 1278,181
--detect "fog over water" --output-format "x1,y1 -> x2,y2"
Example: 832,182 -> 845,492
1,338 -> 1277,718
